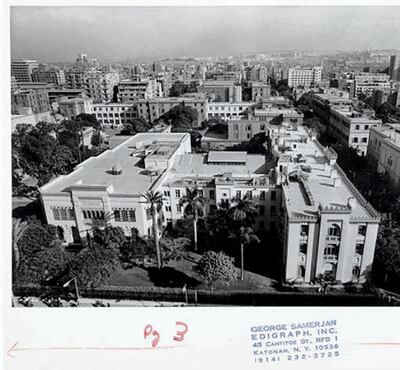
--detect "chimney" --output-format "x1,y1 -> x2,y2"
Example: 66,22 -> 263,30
347,197 -> 356,209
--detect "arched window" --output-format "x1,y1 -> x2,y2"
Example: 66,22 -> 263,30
327,223 -> 341,237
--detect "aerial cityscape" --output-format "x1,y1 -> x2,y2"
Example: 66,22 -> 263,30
10,6 -> 400,307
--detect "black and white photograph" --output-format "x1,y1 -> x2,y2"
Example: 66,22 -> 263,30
8,4 -> 400,310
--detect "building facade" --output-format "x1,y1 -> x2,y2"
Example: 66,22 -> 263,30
389,55 -> 400,82
59,97 -> 94,120
11,59 -> 39,83
367,124 -> 400,191
287,67 -> 322,88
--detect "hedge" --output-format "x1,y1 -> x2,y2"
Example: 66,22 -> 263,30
13,284 -> 383,306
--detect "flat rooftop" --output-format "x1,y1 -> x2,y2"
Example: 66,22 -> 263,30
279,126 -> 378,220
40,133 -> 189,195
170,152 -> 267,176
372,124 -> 400,148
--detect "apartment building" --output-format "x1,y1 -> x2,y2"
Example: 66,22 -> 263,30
59,97 -> 94,120
199,80 -> 242,102
287,66 -> 322,88
250,82 -> 271,102
11,59 -> 39,83
368,124 -> 400,191
311,92 -> 353,125
349,73 -> 391,98
275,125 -> 380,283
11,88 -> 50,114
65,71 -> 119,102
117,79 -> 161,102
31,66 -> 66,86
329,106 -> 381,156
207,102 -> 253,119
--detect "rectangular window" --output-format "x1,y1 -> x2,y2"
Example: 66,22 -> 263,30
270,205 -> 276,216
51,207 -> 75,221
175,189 -> 180,198
165,206 -> 171,212
146,208 -> 152,220
270,191 -> 276,201
355,243 -> 364,255
209,190 -> 215,199
198,189 -> 204,197
260,191 -> 265,200
259,205 -> 265,216
164,190 -> 170,197
246,190 -> 252,200
358,225 -> 367,236
176,205 -> 181,213
299,243 -> 307,254
236,190 -> 241,198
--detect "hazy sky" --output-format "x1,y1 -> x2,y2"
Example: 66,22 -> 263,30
10,6 -> 400,62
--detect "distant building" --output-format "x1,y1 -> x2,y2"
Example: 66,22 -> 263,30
117,79 -> 161,102
207,102 -> 253,119
31,65 -> 66,86
12,111 -> 54,131
329,106 -> 381,156
368,124 -> 400,191
11,59 -> 39,83
349,73 -> 391,98
287,66 -> 322,87
250,82 -> 271,102
199,80 -> 241,102
389,55 -> 400,81
59,97 -> 93,120
11,88 -> 50,114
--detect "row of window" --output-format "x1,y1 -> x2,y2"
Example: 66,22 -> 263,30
352,137 -> 368,144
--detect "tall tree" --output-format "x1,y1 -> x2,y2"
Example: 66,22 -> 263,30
230,195 -> 258,280
12,218 -> 29,270
179,187 -> 207,252
141,190 -> 164,269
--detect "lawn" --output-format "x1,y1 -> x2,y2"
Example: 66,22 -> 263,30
105,252 -> 278,292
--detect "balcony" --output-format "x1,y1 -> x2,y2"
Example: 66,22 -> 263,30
298,252 -> 306,263
323,254 -> 338,263
325,235 -> 340,243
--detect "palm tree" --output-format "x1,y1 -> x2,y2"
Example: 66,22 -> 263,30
141,190 -> 164,269
12,218 -> 29,270
230,195 -> 258,280
179,187 -> 207,252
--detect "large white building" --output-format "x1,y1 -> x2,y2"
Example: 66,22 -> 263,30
287,66 -> 322,88
349,73 -> 391,98
275,125 -> 380,283
117,79 -> 161,102
367,124 -> 400,191
39,124 -> 380,284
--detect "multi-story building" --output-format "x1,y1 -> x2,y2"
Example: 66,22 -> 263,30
93,96 -> 207,127
250,82 -> 271,102
349,73 -> 391,98
134,97 -> 207,126
199,80 -> 242,102
47,89 -> 87,104
59,97 -> 94,120
31,65 -> 66,86
287,66 -> 322,87
117,79 -> 161,102
329,106 -> 382,156
85,71 -> 119,103
39,131 -> 279,243
367,124 -> 400,191
276,125 -> 380,283
39,133 -> 192,243
389,55 -> 400,82
246,99 -> 304,125
65,71 -> 119,103
311,92 -> 353,126
11,59 -> 39,83
39,126 -> 380,284
11,88 -> 50,114
207,102 -> 253,119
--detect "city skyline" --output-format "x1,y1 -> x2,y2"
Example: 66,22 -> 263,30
11,6 -> 400,63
